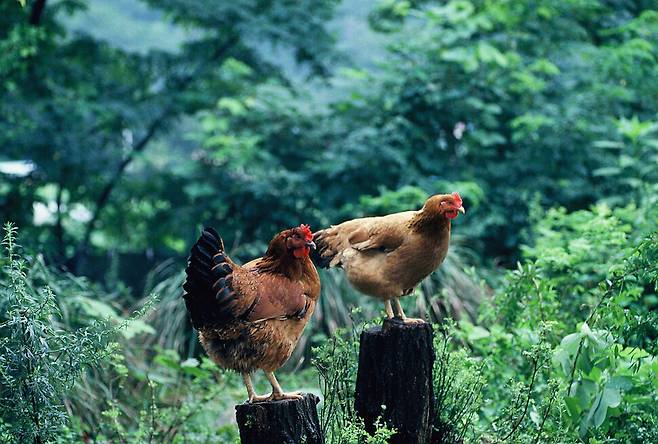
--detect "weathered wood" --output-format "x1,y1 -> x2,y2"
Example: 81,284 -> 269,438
235,393 -> 324,444
355,319 -> 435,444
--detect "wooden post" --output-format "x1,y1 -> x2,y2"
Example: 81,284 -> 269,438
235,393 -> 324,444
355,320 -> 435,444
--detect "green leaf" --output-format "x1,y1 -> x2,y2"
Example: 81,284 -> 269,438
218,97 -> 246,116
467,326 -> 491,341
477,42 -> 508,67
560,332 -> 583,354
154,350 -> 181,370
602,385 -> 621,409
592,167 -> 622,177
120,319 -> 156,340
592,391 -> 608,428
564,396 -> 581,418
575,379 -> 597,408
593,140 -> 624,149
554,348 -> 572,374
441,47 -> 479,72
76,297 -> 120,320
181,358 -> 200,368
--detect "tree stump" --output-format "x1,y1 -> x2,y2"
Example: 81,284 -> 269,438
355,319 -> 435,444
235,393 -> 324,444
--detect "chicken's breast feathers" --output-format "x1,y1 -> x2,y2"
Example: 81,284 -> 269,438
233,265 -> 311,322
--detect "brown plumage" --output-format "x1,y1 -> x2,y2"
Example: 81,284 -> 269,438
183,225 -> 320,402
312,193 -> 465,323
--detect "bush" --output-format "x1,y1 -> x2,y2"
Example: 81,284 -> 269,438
462,205 -> 658,443
0,223 -> 115,443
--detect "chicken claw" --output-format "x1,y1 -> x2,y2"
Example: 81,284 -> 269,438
269,391 -> 304,401
264,372 -> 303,402
243,373 -> 271,403
392,298 -> 426,324
395,316 -> 426,325
248,393 -> 272,403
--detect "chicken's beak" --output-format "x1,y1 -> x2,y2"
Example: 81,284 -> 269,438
457,206 -> 465,214
306,240 -> 317,250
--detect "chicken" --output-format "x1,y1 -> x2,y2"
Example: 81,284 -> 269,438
183,224 -> 320,402
312,193 -> 464,323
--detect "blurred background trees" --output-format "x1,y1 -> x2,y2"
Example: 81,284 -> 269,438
3,0 -> 656,278
1,0 -> 657,442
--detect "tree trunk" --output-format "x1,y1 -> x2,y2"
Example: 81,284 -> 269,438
29,0 -> 47,26
355,319 -> 435,444
235,394 -> 324,444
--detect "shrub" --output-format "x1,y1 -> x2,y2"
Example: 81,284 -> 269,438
0,223 -> 115,443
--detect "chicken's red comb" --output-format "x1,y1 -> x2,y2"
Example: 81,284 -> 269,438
452,192 -> 462,206
299,224 -> 313,241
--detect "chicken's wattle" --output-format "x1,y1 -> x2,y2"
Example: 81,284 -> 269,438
445,210 -> 459,219
293,246 -> 310,258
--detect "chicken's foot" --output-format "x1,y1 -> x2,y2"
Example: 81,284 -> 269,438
392,298 -> 425,324
265,372 -> 303,401
242,373 -> 269,403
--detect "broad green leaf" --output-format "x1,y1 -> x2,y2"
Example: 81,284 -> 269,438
76,297 -> 119,320
564,396 -> 581,418
602,385 -> 621,409
560,332 -> 583,354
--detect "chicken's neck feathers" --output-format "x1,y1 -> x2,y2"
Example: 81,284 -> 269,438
255,253 -> 315,281
408,208 -> 451,237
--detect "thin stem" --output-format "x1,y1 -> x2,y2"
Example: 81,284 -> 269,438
501,357 -> 541,442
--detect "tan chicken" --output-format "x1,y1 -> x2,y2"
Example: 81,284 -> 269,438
183,224 -> 320,402
313,193 -> 464,323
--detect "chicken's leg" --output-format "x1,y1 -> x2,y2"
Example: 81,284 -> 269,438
384,299 -> 395,319
265,372 -> 303,401
392,297 -> 425,324
242,372 -> 269,403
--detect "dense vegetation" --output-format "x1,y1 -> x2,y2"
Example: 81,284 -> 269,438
1,0 -> 657,442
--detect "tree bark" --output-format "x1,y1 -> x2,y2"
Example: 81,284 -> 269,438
29,0 -> 47,26
355,319 -> 435,444
235,394 -> 324,444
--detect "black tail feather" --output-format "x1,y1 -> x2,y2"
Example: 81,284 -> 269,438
183,227 -> 236,329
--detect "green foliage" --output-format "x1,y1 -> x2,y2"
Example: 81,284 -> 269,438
312,315 -> 397,444
2,0 -> 658,443
330,417 -> 396,444
3,0 -> 657,268
92,349 -> 244,443
0,223 -> 115,443
0,0 -> 339,271
469,206 -> 658,443
433,322 -> 484,444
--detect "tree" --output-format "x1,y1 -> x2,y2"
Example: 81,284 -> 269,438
0,0 -> 339,272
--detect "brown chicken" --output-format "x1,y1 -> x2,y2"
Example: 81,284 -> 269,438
183,224 -> 320,402
313,193 -> 464,323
